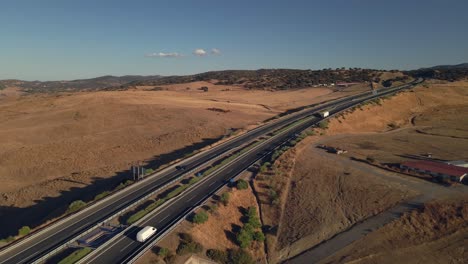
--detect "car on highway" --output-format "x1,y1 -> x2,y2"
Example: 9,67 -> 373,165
175,165 -> 187,170
136,226 -> 157,242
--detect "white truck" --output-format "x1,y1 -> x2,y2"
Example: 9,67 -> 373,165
315,111 -> 329,118
136,226 -> 157,242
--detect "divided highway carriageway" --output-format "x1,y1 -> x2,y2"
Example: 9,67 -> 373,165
0,78 -> 422,264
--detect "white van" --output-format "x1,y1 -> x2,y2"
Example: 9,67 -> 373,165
136,226 -> 157,242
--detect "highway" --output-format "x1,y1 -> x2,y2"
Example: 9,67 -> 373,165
84,79 -> 423,263
0,78 -> 422,264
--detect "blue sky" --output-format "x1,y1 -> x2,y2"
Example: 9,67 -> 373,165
1,0 -> 467,81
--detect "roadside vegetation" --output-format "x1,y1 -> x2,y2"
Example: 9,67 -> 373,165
57,247 -> 92,264
236,206 -> 265,248
176,233 -> 203,255
206,248 -> 254,264
0,226 -> 31,243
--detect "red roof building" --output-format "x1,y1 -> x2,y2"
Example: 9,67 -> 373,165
400,160 -> 468,182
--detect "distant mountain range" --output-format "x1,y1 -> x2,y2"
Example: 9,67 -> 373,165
1,63 -> 467,93
426,63 -> 468,70
0,75 -> 161,93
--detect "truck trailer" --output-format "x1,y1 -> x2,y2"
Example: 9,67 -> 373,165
136,226 -> 157,242
315,111 -> 329,118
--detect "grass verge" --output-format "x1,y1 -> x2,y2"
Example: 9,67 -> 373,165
58,247 -> 92,264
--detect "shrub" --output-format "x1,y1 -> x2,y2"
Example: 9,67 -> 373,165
165,253 -> 176,264
157,247 -> 170,257
220,192 -> 230,206
179,233 -> 193,242
144,168 -> 155,175
236,179 -> 249,190
247,206 -> 257,218
18,226 -> 31,237
188,177 -> 200,185
318,120 -> 329,129
176,241 -> 203,255
247,215 -> 261,229
166,184 -> 189,199
208,204 -> 218,214
236,228 -> 253,248
58,247 -> 92,264
192,211 -> 209,224
67,200 -> 86,213
179,232 -> 193,242
0,236 -> 15,243
268,188 -> 278,204
206,249 -> 228,263
126,199 -> 166,224
228,248 -> 254,264
253,231 -> 265,242
94,191 -> 111,201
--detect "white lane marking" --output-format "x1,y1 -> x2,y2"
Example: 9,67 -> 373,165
186,196 -> 195,202
159,215 -> 169,223
209,181 -> 217,187
119,243 -> 133,252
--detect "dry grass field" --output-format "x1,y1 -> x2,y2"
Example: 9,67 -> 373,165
254,136 -> 414,263
253,80 -> 468,263
320,197 -> 468,264
326,80 -> 468,165
0,82 -> 366,238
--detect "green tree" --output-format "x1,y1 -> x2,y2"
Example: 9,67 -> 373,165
206,249 -> 228,263
220,192 -> 230,206
18,226 -> 31,236
236,179 -> 249,190
67,200 -> 86,213
318,120 -> 329,129
236,228 -> 253,249
176,241 -> 203,255
228,249 -> 254,264
192,211 -> 209,224
157,247 -> 170,257
253,231 -> 265,242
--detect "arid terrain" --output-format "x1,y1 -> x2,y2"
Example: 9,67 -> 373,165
1,74 -> 467,263
320,197 -> 468,264
252,80 -> 468,263
0,80 -> 367,237
326,80 -> 468,163
138,177 -> 266,264
253,135 -> 416,263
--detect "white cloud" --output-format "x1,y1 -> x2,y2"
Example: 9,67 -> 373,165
193,49 -> 207,56
211,48 -> 221,55
145,52 -> 183,58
